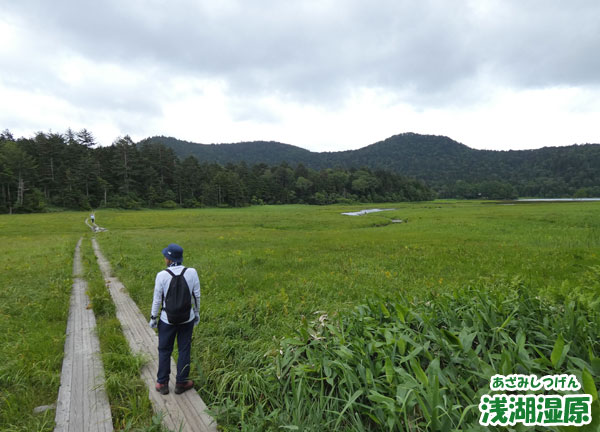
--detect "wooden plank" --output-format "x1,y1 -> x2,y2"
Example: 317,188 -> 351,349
92,238 -> 217,432
55,239 -> 113,432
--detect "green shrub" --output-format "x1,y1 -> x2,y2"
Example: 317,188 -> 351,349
183,198 -> 202,208
159,200 -> 178,209
210,281 -> 600,431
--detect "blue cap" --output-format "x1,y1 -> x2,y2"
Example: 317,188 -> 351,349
162,243 -> 183,263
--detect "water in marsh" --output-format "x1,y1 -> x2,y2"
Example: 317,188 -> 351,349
341,208 -> 396,216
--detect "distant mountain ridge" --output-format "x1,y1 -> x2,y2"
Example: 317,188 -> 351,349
140,133 -> 600,197
146,136 -> 317,167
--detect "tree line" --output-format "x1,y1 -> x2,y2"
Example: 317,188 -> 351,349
0,129 -> 434,213
328,134 -> 600,199
147,133 -> 600,200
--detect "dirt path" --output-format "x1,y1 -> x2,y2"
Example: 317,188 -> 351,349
92,238 -> 216,432
54,238 -> 114,432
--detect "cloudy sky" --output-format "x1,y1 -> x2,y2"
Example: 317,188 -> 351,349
1,0 -> 599,152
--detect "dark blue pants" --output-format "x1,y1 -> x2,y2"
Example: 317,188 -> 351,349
157,319 -> 194,384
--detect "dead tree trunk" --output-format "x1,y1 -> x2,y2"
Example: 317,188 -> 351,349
17,175 -> 25,207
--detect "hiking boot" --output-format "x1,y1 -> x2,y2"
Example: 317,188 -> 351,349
174,380 -> 194,394
155,382 -> 169,395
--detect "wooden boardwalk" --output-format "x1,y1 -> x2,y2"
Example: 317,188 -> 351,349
85,217 -> 108,233
92,238 -> 217,432
54,239 -> 114,432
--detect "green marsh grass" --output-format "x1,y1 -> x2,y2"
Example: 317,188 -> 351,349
1,202 -> 599,430
91,202 -> 600,430
0,212 -> 170,431
0,212 -> 81,431
271,282 -> 599,430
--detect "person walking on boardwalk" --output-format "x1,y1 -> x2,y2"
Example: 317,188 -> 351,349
149,243 -> 200,395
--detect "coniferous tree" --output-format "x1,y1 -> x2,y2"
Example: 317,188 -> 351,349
0,140 -> 39,212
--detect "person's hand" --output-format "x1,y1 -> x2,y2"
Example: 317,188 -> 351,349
193,312 -> 199,327
149,317 -> 158,329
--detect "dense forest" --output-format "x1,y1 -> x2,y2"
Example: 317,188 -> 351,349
3,129 -> 598,214
147,133 -> 600,199
0,130 -> 434,214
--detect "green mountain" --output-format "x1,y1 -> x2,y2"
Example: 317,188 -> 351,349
141,133 -> 600,198
139,136 -> 317,167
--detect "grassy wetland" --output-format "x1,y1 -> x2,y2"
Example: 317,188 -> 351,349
1,201 -> 599,431
0,213 -> 81,431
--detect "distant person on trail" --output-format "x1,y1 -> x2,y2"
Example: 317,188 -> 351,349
90,213 -> 95,224
149,243 -> 201,395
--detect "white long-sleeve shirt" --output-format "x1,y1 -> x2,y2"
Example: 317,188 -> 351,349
151,265 -> 201,325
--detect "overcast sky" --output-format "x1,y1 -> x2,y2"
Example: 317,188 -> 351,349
1,0 -> 599,152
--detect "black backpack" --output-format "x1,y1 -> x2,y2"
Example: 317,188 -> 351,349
163,268 -> 193,324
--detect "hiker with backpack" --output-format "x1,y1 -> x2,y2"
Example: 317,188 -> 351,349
149,243 -> 201,395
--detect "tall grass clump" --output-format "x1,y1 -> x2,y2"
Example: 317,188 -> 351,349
208,280 -> 599,431
81,237 -> 170,431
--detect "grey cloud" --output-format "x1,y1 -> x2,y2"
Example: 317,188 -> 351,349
229,99 -> 282,124
1,2 -> 169,118
1,54 -> 165,119
472,1 -> 600,88
3,0 -> 600,110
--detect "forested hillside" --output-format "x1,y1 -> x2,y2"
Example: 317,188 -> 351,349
148,133 -> 600,199
0,130 -> 433,213
2,128 -> 598,214
143,136 -> 320,167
